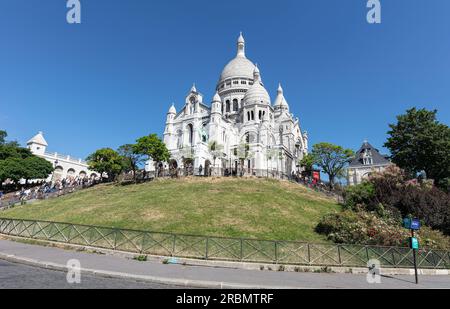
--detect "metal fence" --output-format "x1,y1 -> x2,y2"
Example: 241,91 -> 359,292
0,218 -> 449,269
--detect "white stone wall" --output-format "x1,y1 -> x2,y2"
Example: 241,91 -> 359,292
36,152 -> 97,181
347,164 -> 391,186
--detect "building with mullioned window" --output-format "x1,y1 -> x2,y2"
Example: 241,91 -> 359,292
347,140 -> 392,186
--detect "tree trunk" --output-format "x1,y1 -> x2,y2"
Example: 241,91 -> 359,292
329,175 -> 335,190
132,166 -> 137,183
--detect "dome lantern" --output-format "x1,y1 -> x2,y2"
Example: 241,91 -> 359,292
237,32 -> 245,57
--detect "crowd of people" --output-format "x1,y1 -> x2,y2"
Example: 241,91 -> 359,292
0,176 -> 100,208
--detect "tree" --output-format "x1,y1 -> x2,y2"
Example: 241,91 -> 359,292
0,131 -> 53,188
385,108 -> 450,191
300,153 -> 315,175
0,143 -> 33,161
309,143 -> 354,189
134,134 -> 170,177
236,141 -> 253,176
264,147 -> 279,176
0,157 -> 25,186
117,144 -> 143,182
22,156 -> 54,183
0,130 -> 7,145
208,141 -> 224,175
86,148 -> 123,182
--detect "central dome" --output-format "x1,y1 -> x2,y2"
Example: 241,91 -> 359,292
220,57 -> 255,82
218,33 -> 255,83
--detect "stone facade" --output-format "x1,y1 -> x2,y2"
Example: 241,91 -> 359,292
27,132 -> 97,181
163,34 -> 309,177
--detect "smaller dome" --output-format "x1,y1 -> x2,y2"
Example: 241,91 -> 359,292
212,91 -> 221,102
168,104 -> 177,114
274,83 -> 289,109
243,66 -> 270,105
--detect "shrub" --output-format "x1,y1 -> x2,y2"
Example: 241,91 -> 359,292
399,185 -> 450,235
316,211 -> 450,250
343,182 -> 375,211
343,166 -> 450,235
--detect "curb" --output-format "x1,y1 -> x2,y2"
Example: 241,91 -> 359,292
1,235 -> 448,277
0,252 -> 297,289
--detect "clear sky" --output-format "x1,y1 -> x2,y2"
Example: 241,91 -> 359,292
1,0 -> 449,160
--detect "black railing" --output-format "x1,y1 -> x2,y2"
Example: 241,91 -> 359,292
0,218 -> 448,269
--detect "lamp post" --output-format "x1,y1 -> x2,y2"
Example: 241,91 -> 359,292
266,145 -> 271,178
53,159 -> 59,181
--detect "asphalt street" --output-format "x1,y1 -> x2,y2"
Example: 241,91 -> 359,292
0,239 -> 449,289
0,259 -> 182,289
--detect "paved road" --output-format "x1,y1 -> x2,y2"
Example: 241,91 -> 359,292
0,259 -> 182,289
0,239 -> 449,289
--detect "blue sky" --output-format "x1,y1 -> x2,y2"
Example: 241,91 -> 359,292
0,0 -> 449,160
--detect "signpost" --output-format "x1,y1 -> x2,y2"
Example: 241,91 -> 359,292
403,217 -> 420,284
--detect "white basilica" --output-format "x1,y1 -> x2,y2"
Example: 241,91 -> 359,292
163,34 -> 309,177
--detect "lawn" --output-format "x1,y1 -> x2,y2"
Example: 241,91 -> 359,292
1,178 -> 340,242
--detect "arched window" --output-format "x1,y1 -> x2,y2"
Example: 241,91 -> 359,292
226,100 -> 231,113
251,111 -> 255,120
258,110 -> 262,120
202,123 -> 208,143
233,99 -> 238,111
247,112 -> 250,121
177,130 -> 183,149
187,124 -> 194,146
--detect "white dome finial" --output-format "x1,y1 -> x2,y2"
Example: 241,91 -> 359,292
277,83 -> 283,94
238,32 -> 245,43
191,83 -> 197,93
237,32 -> 245,57
253,64 -> 261,82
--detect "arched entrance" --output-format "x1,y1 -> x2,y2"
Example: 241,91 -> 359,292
67,168 -> 76,178
169,160 -> 178,178
53,166 -> 64,181
182,157 -> 194,176
204,160 -> 212,177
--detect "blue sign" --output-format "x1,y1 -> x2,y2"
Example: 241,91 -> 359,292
403,218 -> 411,229
410,237 -> 419,250
403,218 -> 421,230
410,219 -> 421,231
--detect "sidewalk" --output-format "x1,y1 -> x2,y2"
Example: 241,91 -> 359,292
0,239 -> 449,289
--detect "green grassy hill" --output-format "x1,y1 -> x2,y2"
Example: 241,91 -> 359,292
1,178 -> 340,242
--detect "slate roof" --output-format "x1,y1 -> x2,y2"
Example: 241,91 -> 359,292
349,141 -> 391,167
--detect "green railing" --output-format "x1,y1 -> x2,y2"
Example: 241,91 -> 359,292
0,218 -> 449,269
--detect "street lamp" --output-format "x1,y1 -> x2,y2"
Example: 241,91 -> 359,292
52,159 -> 59,181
